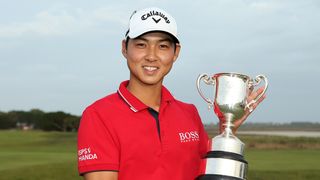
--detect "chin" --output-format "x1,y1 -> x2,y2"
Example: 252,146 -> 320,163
141,78 -> 163,86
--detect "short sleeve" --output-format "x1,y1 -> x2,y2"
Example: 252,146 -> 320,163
77,107 -> 120,175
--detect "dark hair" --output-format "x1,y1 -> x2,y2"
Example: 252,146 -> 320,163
125,37 -> 130,49
124,32 -> 178,51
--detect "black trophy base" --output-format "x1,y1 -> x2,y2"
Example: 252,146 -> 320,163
197,174 -> 243,180
197,151 -> 248,180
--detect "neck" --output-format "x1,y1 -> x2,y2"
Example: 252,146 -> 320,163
126,80 -> 162,112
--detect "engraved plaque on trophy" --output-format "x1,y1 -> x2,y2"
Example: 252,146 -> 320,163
196,72 -> 268,180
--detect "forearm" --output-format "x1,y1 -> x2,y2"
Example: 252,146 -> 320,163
84,171 -> 118,180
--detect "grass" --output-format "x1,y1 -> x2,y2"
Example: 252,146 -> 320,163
240,135 -> 320,149
0,130 -> 81,180
1,161 -> 78,180
0,130 -> 320,180
247,149 -> 320,171
246,149 -> 320,179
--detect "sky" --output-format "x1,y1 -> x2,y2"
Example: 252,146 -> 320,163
1,0 -> 320,124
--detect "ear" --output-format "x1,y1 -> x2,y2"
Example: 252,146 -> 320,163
173,43 -> 181,63
121,39 -> 127,58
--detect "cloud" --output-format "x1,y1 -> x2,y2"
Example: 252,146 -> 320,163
249,1 -> 280,12
0,7 -> 128,38
91,7 -> 128,25
0,11 -> 76,37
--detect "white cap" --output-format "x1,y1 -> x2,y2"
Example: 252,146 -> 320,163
125,7 -> 179,43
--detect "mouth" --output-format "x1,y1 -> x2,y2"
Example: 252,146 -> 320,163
143,66 -> 159,71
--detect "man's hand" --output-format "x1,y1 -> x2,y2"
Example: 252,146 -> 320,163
219,86 -> 267,134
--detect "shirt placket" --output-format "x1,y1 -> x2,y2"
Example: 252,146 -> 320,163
158,101 -> 170,153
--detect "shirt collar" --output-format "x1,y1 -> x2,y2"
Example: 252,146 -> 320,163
117,80 -> 175,112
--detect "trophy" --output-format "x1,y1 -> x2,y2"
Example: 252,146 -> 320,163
196,72 -> 268,180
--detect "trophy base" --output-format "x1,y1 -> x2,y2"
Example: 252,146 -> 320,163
205,151 -> 247,163
197,174 -> 243,180
198,151 -> 248,180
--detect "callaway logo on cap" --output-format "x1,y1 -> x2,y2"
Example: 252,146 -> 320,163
125,7 -> 179,43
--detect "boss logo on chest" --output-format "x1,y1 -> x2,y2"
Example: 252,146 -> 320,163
178,131 -> 199,143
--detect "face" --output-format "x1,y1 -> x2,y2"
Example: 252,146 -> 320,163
122,32 -> 181,86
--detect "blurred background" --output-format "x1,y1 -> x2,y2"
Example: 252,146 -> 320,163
0,0 -> 319,179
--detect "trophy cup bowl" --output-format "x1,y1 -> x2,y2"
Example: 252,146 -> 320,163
196,72 -> 268,180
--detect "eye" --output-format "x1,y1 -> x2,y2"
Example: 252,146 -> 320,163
133,40 -> 147,49
135,42 -> 146,48
159,43 -> 170,49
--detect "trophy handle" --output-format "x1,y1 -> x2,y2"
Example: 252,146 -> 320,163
246,75 -> 268,112
196,73 -> 215,108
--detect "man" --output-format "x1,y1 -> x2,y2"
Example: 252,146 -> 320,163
77,7 -> 265,180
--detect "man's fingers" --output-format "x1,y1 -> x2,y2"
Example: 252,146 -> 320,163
248,86 -> 266,102
233,87 -> 267,133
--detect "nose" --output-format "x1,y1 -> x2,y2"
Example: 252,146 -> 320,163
145,46 -> 158,62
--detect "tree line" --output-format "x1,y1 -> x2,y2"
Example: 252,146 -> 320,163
204,121 -> 320,132
0,109 -> 80,132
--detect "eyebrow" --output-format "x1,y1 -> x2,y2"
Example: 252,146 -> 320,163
134,37 -> 174,43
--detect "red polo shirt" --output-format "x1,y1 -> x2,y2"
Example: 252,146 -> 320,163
78,81 -> 209,180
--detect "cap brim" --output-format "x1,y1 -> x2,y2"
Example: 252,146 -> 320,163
127,30 -> 179,44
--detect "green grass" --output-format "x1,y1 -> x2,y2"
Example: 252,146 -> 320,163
240,135 -> 320,149
1,130 -> 320,180
247,149 -> 320,171
0,130 -> 81,180
1,161 -> 78,180
246,149 -> 320,179
248,170 -> 320,180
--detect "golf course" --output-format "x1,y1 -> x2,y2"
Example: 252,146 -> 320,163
0,130 -> 319,180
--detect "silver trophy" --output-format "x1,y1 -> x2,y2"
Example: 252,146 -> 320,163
196,72 -> 268,180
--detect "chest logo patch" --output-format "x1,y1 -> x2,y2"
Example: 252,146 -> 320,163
178,131 -> 199,143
